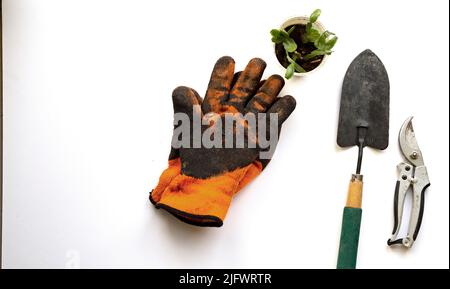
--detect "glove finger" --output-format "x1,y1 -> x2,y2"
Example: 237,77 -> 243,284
230,71 -> 242,88
257,95 -> 296,168
202,56 -> 235,114
266,95 -> 296,127
228,58 -> 266,111
257,80 -> 266,90
246,74 -> 284,113
172,86 -> 202,115
171,86 -> 202,160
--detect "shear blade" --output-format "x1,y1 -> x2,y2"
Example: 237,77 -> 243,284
399,116 -> 424,167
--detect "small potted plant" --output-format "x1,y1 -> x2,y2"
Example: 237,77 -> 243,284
270,9 -> 338,79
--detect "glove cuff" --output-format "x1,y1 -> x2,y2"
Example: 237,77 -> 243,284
150,159 -> 262,227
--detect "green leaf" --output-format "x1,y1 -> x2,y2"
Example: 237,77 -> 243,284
294,64 -> 306,73
306,22 -> 312,33
272,28 -> 297,52
286,53 -> 306,73
286,52 -> 296,63
315,31 -> 334,50
270,29 -> 285,43
302,23 -> 312,43
309,9 -> 321,23
279,29 -> 290,38
306,28 -> 321,43
271,29 -> 293,44
304,49 -> 332,60
287,26 -> 295,35
285,63 -> 295,79
323,35 -> 338,50
283,37 -> 297,53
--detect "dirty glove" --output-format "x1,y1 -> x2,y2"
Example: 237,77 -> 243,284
150,56 -> 296,227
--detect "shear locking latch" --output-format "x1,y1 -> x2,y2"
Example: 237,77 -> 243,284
387,116 -> 430,248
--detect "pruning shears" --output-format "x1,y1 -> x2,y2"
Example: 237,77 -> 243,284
387,116 -> 430,248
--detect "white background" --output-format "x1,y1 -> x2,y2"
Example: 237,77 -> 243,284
2,0 -> 449,268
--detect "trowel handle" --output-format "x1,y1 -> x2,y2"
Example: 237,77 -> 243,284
337,174 -> 363,269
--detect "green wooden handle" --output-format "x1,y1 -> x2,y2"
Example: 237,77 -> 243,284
337,207 -> 362,269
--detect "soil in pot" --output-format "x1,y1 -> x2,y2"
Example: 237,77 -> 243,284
275,24 -> 324,72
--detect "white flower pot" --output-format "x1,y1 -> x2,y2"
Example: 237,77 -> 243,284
276,16 -> 327,77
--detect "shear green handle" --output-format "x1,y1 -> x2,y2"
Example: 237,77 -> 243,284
337,175 -> 363,269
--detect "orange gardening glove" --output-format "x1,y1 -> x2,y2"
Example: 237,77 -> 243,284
150,56 -> 296,227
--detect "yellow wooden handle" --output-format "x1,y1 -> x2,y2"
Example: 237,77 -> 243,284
346,174 -> 363,208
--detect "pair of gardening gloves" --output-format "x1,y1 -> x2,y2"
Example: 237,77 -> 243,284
150,56 -> 296,227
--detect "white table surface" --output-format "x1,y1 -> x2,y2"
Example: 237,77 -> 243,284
2,0 -> 449,268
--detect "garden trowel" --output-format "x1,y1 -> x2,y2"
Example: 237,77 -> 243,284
336,49 -> 390,269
